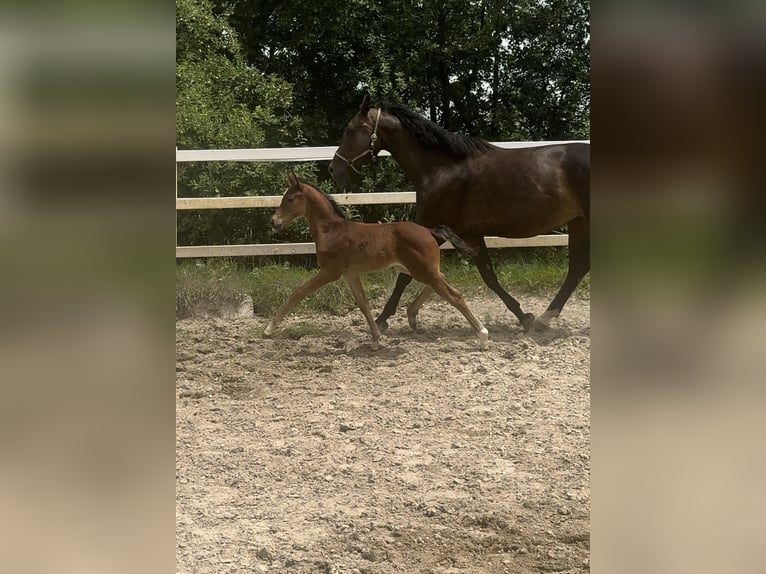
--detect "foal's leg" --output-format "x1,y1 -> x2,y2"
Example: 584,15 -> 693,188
536,217 -> 589,328
473,241 -> 536,330
344,273 -> 383,350
375,272 -> 413,330
429,275 -> 489,351
263,268 -> 339,336
406,286 -> 433,330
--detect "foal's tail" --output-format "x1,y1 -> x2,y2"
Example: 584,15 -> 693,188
430,226 -> 478,259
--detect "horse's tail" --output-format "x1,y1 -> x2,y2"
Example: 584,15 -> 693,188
430,226 -> 478,259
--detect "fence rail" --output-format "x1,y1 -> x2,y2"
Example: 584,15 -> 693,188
176,141 -> 587,258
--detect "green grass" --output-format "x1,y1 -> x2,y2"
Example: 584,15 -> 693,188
176,249 -> 589,319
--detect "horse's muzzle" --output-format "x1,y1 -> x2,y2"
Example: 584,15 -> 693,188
271,216 -> 283,231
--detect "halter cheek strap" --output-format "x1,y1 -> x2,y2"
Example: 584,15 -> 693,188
333,108 -> 382,174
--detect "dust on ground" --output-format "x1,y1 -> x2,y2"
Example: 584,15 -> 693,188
176,294 -> 590,574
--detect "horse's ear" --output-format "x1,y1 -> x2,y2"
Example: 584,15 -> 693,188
359,92 -> 371,114
286,171 -> 300,188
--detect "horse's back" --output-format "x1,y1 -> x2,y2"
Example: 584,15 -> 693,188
322,221 -> 438,274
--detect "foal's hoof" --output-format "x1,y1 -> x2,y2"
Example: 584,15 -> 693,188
519,313 -> 536,331
407,314 -> 418,331
531,319 -> 552,332
370,340 -> 380,351
263,322 -> 274,337
478,328 -> 489,351
375,319 -> 389,331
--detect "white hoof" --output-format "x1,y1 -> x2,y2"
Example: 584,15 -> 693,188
478,327 -> 489,351
263,322 -> 274,337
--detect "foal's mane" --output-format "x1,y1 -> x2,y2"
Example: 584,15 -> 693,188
302,181 -> 347,219
382,104 -> 496,157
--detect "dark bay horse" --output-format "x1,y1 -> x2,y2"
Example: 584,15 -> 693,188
329,95 -> 589,331
263,173 -> 489,350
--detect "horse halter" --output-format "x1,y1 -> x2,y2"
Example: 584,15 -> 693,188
333,108 -> 381,175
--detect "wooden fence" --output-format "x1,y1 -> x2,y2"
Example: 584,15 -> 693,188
175,141 -> 588,258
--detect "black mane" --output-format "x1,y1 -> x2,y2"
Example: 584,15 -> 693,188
382,104 -> 496,157
303,181 -> 346,219
323,191 -> 347,219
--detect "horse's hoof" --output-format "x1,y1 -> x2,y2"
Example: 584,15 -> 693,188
375,319 -> 389,331
478,328 -> 489,351
263,322 -> 274,337
370,340 -> 380,351
531,310 -> 557,331
407,315 -> 418,331
520,313 -> 536,331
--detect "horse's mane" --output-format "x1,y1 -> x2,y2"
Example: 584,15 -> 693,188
381,104 -> 496,157
323,191 -> 347,219
303,181 -> 346,219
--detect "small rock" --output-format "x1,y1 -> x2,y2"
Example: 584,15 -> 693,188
339,422 -> 361,432
257,547 -> 273,562
236,295 -> 254,318
557,505 -> 571,515
254,564 -> 268,573
360,549 -> 377,561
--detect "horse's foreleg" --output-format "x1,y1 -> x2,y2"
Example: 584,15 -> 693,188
263,269 -> 339,336
345,273 -> 382,349
375,272 -> 413,330
473,243 -> 535,330
537,217 -> 589,328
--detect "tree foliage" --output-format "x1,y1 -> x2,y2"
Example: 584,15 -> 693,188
176,0 -> 311,247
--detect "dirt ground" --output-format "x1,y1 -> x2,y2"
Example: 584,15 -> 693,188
176,294 -> 590,574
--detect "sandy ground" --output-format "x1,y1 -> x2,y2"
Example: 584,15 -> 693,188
176,294 -> 590,574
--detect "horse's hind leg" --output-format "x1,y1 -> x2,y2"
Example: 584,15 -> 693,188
264,268 -> 340,336
429,275 -> 489,351
406,286 -> 433,330
345,273 -> 382,350
375,272 -> 413,330
537,217 -> 589,328
473,242 -> 536,330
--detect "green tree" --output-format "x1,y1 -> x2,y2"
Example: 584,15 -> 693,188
176,0 -> 311,247
220,0 -> 589,142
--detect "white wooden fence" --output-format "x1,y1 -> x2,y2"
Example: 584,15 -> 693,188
175,141 -> 588,258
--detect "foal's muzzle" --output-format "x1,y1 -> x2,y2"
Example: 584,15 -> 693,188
271,216 -> 283,230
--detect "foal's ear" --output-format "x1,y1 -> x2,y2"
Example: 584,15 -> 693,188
286,171 -> 301,188
359,92 -> 371,114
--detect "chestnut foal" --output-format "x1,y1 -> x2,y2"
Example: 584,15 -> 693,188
263,174 -> 489,350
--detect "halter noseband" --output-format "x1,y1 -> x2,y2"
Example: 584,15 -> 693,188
333,108 -> 381,175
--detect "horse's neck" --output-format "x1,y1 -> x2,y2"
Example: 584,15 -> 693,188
304,189 -> 343,238
382,128 -> 453,191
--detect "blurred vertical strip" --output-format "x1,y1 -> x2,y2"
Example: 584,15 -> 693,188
593,3 -> 766,574
0,3 -> 175,574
